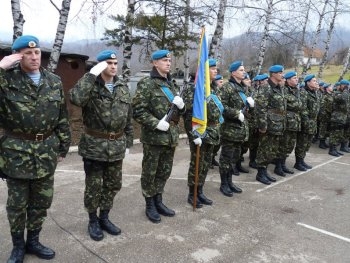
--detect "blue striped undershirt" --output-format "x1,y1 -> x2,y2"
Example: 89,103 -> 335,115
26,72 -> 41,86
105,83 -> 114,93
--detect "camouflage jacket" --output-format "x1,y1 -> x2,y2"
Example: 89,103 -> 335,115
70,73 -> 133,162
255,79 -> 286,135
183,81 -> 221,145
319,92 -> 333,121
220,78 -> 250,142
0,66 -> 71,179
284,85 -> 303,132
300,87 -> 321,134
331,89 -> 349,125
132,67 -> 185,147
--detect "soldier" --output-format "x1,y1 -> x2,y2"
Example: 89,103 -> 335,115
0,35 -> 71,262
218,61 -> 254,196
294,74 -> 321,171
70,50 -> 133,241
248,74 -> 269,169
255,65 -> 286,185
132,50 -> 186,223
328,79 -> 350,156
275,71 -> 303,176
183,58 -> 223,207
211,74 -> 224,168
318,83 -> 333,149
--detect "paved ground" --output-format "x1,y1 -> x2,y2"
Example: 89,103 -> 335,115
0,138 -> 350,263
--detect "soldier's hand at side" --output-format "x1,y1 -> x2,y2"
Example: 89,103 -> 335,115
0,54 -> 23,70
238,110 -> 245,122
172,96 -> 185,109
156,115 -> 170,131
57,156 -> 64,162
90,61 -> 108,76
246,97 -> 255,107
125,148 -> 130,155
193,137 -> 202,146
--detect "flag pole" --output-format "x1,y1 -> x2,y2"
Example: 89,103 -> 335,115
193,145 -> 200,211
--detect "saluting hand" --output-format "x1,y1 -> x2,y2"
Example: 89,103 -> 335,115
0,54 -> 23,70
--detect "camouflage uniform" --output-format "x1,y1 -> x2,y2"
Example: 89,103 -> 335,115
280,85 -> 303,159
183,81 -> 221,186
132,68 -> 185,198
70,72 -> 133,213
295,86 -> 321,162
318,91 -> 333,145
255,79 -> 286,168
0,65 -> 71,234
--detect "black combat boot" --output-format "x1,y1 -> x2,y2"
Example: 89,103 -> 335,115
154,193 -> 175,216
198,185 -> 213,205
99,210 -> 121,235
7,232 -> 25,263
294,157 -> 307,171
227,172 -> 242,193
187,186 -> 203,208
145,197 -> 161,223
26,228 -> 55,260
319,139 -> 328,149
256,168 -> 271,185
340,142 -> 350,153
274,159 -> 286,177
328,145 -> 340,157
232,165 -> 240,176
219,172 -> 233,197
301,158 -> 312,169
87,212 -> 104,241
236,161 -> 249,173
264,168 -> 277,182
281,158 -> 294,174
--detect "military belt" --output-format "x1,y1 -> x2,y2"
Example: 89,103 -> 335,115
84,127 -> 124,141
5,130 -> 53,141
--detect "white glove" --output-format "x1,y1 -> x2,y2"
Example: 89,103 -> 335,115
90,61 -> 108,76
156,115 -> 170,131
172,96 -> 185,110
246,97 -> 255,108
125,148 -> 130,155
238,110 -> 245,122
193,138 -> 202,146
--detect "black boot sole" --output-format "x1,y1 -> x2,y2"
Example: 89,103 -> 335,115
25,248 -> 55,260
219,187 -> 233,197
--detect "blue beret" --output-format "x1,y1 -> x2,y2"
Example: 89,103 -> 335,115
318,81 -> 325,87
269,65 -> 284,73
340,79 -> 350,85
96,50 -> 117,62
304,74 -> 315,82
284,71 -> 297,79
253,74 -> 269,81
229,61 -> 243,72
12,35 -> 40,51
323,83 -> 330,89
209,59 -> 217,67
151,49 -> 171,61
334,82 -> 340,87
215,74 -> 223,81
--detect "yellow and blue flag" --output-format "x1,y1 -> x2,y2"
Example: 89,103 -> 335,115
192,28 -> 210,137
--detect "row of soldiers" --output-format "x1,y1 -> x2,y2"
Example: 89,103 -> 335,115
181,60 -> 350,207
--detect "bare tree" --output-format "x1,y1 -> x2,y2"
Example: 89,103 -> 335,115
209,0 -> 227,62
11,0 -> 25,42
47,0 -> 72,73
317,0 -> 339,79
339,47 -> 350,80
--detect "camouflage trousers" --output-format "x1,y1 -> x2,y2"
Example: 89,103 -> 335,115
279,130 -> 297,158
248,128 -> 260,156
256,133 -> 283,168
187,141 -> 214,186
318,120 -> 330,139
329,128 -> 344,145
141,144 -> 175,198
219,139 -> 243,175
295,132 -> 313,158
83,158 -> 122,213
6,175 -> 54,234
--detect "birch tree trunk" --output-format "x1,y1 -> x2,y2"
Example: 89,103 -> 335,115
339,47 -> 350,81
183,0 -> 190,83
255,0 -> 273,75
47,0 -> 72,73
317,0 -> 339,79
301,0 -> 329,78
209,0 -> 227,61
11,0 -> 25,42
122,0 -> 136,85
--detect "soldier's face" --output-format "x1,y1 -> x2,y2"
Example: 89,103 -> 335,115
103,59 -> 118,77
307,78 -> 318,90
216,79 -> 224,88
271,72 -> 284,83
153,57 -> 171,76
288,76 -> 299,87
232,66 -> 245,81
209,66 -> 217,81
19,48 -> 41,73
